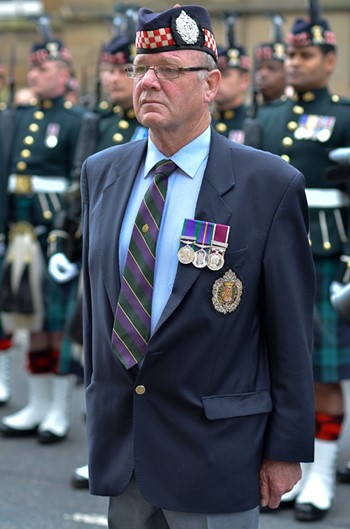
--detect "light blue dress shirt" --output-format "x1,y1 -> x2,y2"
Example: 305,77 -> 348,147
119,126 -> 211,334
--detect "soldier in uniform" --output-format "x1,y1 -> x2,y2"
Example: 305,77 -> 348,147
0,33 -> 86,444
0,49 -> 18,407
92,34 -> 147,151
258,1 -> 350,521
254,14 -> 287,105
212,14 -> 251,144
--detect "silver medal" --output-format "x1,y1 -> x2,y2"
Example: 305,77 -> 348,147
207,251 -> 225,271
193,248 -> 208,268
178,245 -> 195,265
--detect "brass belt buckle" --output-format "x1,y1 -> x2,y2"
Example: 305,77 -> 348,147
15,175 -> 32,194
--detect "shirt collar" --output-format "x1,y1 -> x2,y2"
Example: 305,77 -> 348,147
144,126 -> 211,179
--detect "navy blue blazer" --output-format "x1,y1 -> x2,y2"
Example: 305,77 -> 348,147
81,128 -> 315,513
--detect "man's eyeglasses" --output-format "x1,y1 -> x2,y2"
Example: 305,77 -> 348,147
125,65 -> 209,80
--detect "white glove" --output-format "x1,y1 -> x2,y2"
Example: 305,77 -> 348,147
48,252 -> 79,283
328,148 -> 350,164
330,281 -> 343,298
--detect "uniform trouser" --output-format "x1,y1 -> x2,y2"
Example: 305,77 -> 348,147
108,475 -> 260,529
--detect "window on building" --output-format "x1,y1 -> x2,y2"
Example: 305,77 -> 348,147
0,1 -> 44,18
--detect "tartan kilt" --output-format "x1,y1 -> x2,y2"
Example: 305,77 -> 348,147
2,195 -> 76,334
313,256 -> 350,382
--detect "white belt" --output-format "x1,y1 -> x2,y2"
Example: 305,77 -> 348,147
8,174 -> 69,194
305,188 -> 349,208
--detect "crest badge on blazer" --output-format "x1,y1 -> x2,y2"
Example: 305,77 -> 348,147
212,269 -> 243,314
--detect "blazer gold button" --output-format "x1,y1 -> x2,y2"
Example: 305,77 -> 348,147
135,385 -> 146,395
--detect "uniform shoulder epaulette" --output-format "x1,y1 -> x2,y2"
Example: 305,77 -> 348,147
330,94 -> 350,105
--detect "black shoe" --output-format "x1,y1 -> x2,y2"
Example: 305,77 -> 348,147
337,464 -> 350,483
0,423 -> 38,437
37,429 -> 67,444
71,468 -> 89,490
294,502 -> 329,522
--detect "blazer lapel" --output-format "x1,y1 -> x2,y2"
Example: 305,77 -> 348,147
99,141 -> 147,313
153,130 -> 236,334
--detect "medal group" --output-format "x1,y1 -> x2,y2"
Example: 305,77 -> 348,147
177,218 -> 230,271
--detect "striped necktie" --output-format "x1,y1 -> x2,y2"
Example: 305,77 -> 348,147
111,159 -> 177,369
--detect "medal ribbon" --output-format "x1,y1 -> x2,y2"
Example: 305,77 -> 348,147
212,223 -> 230,246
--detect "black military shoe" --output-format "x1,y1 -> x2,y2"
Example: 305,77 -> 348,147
71,465 -> 89,490
337,462 -> 350,483
294,502 -> 329,522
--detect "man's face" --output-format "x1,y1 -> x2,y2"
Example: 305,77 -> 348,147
214,68 -> 250,109
100,63 -> 134,107
132,50 -> 218,134
285,45 -> 336,91
255,59 -> 286,101
28,60 -> 69,99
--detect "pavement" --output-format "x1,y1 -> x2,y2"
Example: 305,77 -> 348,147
0,330 -> 350,529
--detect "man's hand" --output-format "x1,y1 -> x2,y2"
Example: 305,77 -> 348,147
48,252 -> 79,283
260,459 -> 301,509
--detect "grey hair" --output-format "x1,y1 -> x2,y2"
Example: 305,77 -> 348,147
197,53 -> 218,113
198,53 -> 217,81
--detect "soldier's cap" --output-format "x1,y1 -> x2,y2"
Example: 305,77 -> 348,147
217,44 -> 250,72
287,18 -> 336,48
254,41 -> 286,63
29,40 -> 72,66
135,5 -> 218,62
100,36 -> 136,65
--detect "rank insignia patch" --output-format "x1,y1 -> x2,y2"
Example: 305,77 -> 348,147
212,269 -> 242,314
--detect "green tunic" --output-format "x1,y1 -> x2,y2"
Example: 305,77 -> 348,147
211,104 -> 248,144
258,87 -> 350,382
95,102 -> 148,152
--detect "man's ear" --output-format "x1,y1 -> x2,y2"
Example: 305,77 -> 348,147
205,69 -> 221,103
324,50 -> 337,76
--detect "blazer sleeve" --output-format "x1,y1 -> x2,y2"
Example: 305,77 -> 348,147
262,169 -> 316,462
81,158 -> 93,387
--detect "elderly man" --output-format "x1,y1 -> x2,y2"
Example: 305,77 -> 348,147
81,5 -> 315,529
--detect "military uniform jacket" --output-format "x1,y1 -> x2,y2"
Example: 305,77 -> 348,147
9,96 -> 84,179
212,104 -> 248,144
81,129 -> 315,513
259,88 -> 350,257
4,96 -> 86,235
96,104 -> 147,152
